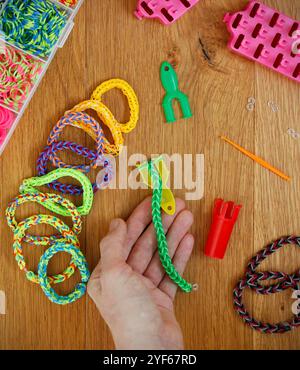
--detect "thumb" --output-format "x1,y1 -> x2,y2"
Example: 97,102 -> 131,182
100,218 -> 128,267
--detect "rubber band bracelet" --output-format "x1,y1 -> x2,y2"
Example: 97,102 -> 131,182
91,79 -> 139,134
38,242 -> 90,305
234,236 -> 300,334
12,214 -> 79,285
19,168 -> 94,216
47,112 -> 105,171
5,192 -> 82,246
149,161 -> 195,293
66,100 -> 124,156
37,141 -> 114,194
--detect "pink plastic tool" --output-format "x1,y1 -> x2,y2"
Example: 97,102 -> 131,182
135,0 -> 199,25
224,0 -> 300,83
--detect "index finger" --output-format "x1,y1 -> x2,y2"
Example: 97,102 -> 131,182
125,196 -> 153,259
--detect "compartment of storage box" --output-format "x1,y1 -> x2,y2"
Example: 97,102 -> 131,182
0,0 -> 83,155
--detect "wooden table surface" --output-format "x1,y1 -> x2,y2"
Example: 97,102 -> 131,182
0,0 -> 299,350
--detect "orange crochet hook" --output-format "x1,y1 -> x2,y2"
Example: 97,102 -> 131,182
221,136 -> 291,182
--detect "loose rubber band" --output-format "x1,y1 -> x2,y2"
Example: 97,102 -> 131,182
5,192 -> 82,246
0,43 -> 43,111
0,106 -> 15,129
12,214 -> 79,285
19,168 -> 94,216
91,79 -> 139,134
38,242 -> 90,305
0,0 -> 68,58
57,0 -> 79,8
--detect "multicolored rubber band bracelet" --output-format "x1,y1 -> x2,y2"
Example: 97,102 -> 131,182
12,214 -> 79,285
91,79 -> 139,134
5,192 -> 82,247
234,236 -> 300,334
47,112 -> 105,171
38,242 -> 90,305
66,100 -> 124,156
19,168 -> 94,217
37,141 -> 114,195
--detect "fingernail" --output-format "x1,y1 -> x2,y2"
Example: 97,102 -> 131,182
109,219 -> 121,231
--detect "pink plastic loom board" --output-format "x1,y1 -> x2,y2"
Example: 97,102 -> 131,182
135,0 -> 199,25
224,0 -> 300,83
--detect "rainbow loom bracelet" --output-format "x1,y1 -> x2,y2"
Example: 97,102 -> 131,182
234,236 -> 300,333
5,192 -> 82,246
47,112 -> 105,171
37,141 -> 114,194
0,0 -> 68,58
13,214 -> 79,284
91,79 -> 140,134
66,100 -> 125,156
19,168 -> 94,216
149,161 -> 195,293
38,242 -> 90,305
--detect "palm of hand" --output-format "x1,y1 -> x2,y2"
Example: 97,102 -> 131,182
88,197 -> 194,350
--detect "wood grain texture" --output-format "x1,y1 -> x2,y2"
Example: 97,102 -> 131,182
0,0 -> 299,349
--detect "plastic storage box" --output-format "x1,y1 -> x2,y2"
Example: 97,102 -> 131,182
0,0 -> 84,155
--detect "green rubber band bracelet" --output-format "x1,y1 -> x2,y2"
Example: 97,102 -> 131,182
19,168 -> 94,216
13,214 -> 79,285
149,161 -> 195,293
38,242 -> 90,305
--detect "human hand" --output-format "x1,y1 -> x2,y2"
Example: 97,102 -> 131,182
88,197 -> 194,350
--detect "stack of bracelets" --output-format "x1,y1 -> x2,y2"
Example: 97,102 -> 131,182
234,236 -> 300,334
0,0 -> 68,58
5,78 -> 139,305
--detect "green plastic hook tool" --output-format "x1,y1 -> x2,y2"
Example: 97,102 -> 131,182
160,61 -> 192,123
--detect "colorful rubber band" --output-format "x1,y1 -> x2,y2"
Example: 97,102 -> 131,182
91,79 -> 139,133
0,44 -> 43,111
5,192 -> 82,246
0,106 -> 15,129
0,0 -> 68,58
0,128 -> 7,145
12,214 -> 79,285
38,242 -> 90,305
57,0 -> 79,8
19,168 -> 94,216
